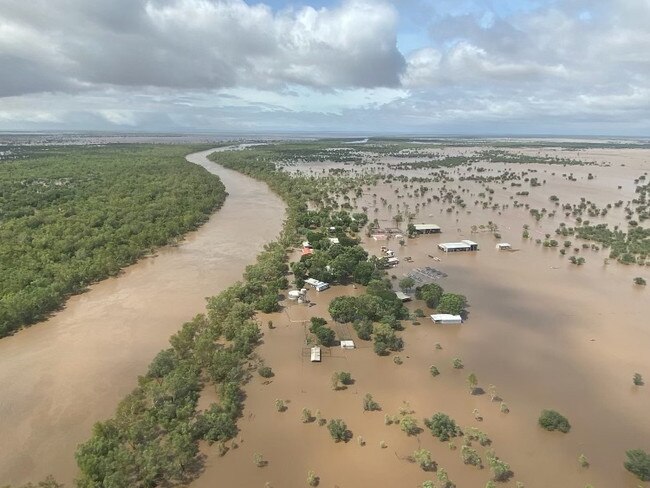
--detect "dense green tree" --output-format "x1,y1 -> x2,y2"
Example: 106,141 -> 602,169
538,410 -> 571,433
0,145 -> 227,338
437,293 -> 467,315
327,419 -> 348,442
399,277 -> 415,292
425,413 -> 460,441
624,449 -> 650,481
415,283 -> 444,309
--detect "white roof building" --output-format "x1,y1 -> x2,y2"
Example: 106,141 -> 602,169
328,237 -> 340,244
413,224 -> 442,234
340,340 -> 355,349
310,346 -> 321,362
496,243 -> 512,250
395,291 -> 411,302
431,314 -> 463,324
438,239 -> 479,252
304,278 -> 329,291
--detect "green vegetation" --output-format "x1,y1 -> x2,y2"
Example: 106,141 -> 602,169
399,415 -> 420,436
309,317 -> 336,346
1,477 -> 64,488
486,450 -> 512,481
327,419 -> 349,442
624,449 -> 650,481
413,448 -> 435,471
437,293 -> 467,315
0,144 -> 226,338
425,412 -> 461,441
633,373 -> 644,386
415,284 -> 467,316
415,283 -> 444,308
460,445 -> 482,467
362,393 -> 381,412
634,277 -> 647,286
465,427 -> 491,446
75,143 -> 377,485
258,366 -> 274,378
573,223 -> 648,265
538,409 -> 571,433
429,365 -> 440,377
307,470 -> 319,486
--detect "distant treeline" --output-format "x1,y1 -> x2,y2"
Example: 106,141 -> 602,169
0,144 -> 226,338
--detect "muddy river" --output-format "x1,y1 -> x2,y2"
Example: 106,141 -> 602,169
0,148 -> 286,485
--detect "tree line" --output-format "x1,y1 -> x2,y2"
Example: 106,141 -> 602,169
0,144 -> 226,338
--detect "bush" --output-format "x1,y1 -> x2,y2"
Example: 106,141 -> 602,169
338,371 -> 353,385
538,410 -> 571,433
430,366 -> 440,377
400,415 -> 420,436
413,448 -> 435,471
327,419 -> 348,442
362,393 -> 380,412
258,366 -> 274,378
624,449 -> 650,481
425,413 -> 460,441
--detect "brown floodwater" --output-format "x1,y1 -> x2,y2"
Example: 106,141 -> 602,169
191,148 -> 649,488
0,148 -> 285,485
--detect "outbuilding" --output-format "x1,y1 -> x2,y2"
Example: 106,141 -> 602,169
438,240 -> 479,252
340,340 -> 355,349
304,278 -> 329,292
431,314 -> 463,324
395,291 -> 411,302
414,223 -> 442,234
496,243 -> 512,250
310,346 -> 321,362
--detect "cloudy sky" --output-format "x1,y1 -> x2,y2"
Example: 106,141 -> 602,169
0,0 -> 649,135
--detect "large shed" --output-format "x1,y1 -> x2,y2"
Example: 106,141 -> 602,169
414,224 -> 442,234
431,314 -> 463,324
438,240 -> 479,252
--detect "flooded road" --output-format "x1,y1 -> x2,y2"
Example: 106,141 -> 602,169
0,148 -> 286,485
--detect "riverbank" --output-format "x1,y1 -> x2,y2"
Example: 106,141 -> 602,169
0,148 -> 286,485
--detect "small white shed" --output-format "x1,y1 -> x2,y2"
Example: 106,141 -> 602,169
310,346 -> 321,362
340,340 -> 355,349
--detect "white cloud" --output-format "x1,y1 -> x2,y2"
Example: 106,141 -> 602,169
0,0 -> 649,134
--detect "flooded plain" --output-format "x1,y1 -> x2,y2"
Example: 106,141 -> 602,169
192,146 -> 649,488
0,148 -> 286,485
